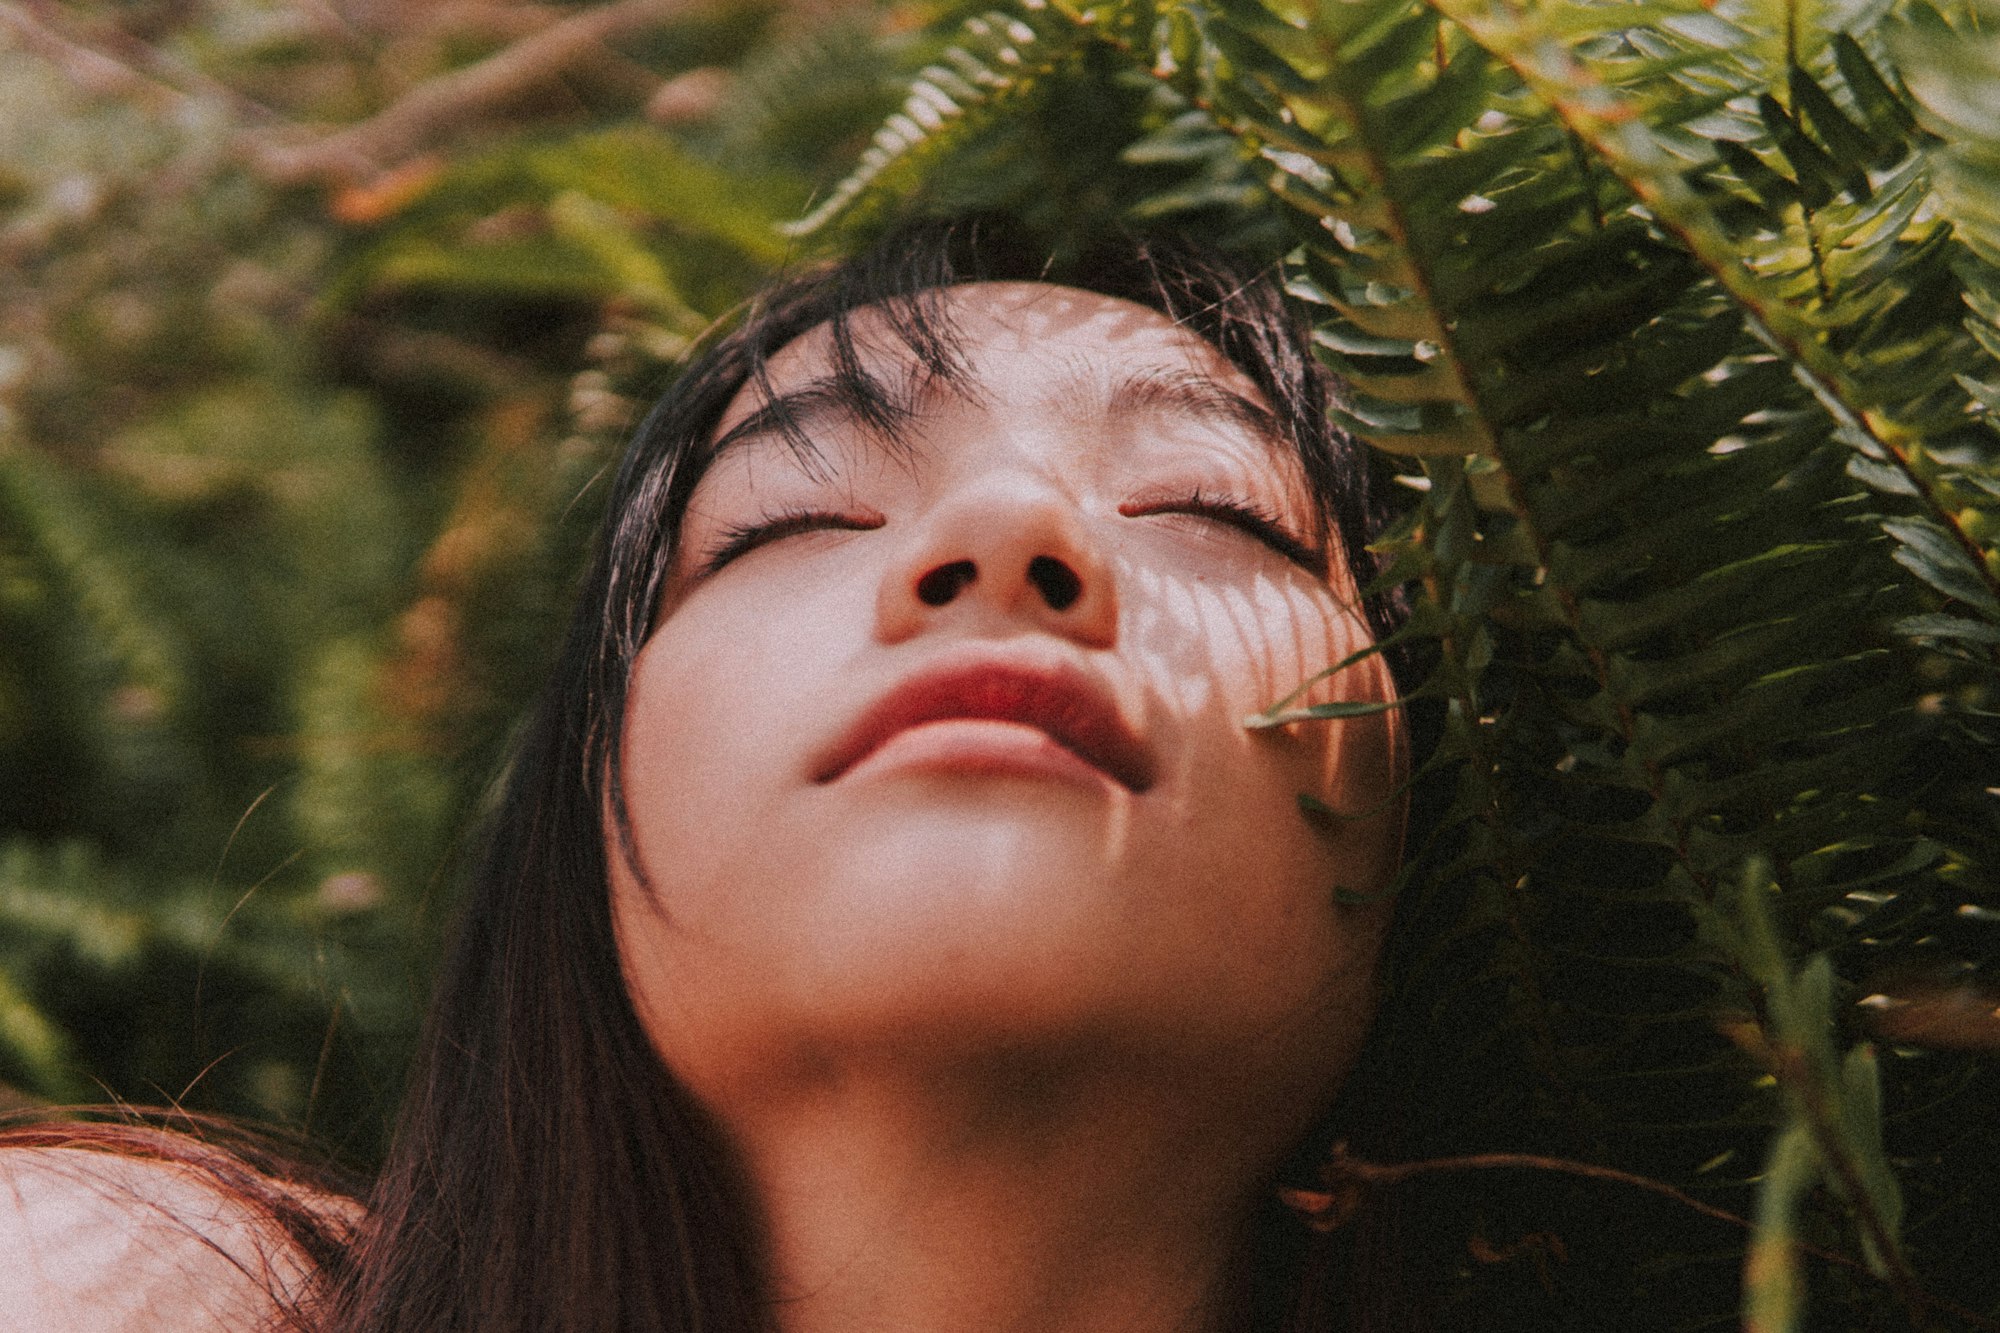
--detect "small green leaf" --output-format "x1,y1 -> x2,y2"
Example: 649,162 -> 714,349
1845,453 -> 1919,496
1788,66 -> 1883,189
1759,93 -> 1847,209
1246,696 -> 1409,729
1254,635 -> 1404,720
1882,516 -> 2000,616
1716,138 -> 1802,208
1745,1121 -> 1819,1333
1895,611 -> 2000,643
1836,1042 -> 1905,1276
1833,33 -> 1917,149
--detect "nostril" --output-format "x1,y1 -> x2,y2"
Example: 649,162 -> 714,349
1027,556 -> 1082,611
917,560 -> 978,606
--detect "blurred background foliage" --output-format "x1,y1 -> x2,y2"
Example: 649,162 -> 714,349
0,0 -> 921,1160
3,0 -> 1999,1328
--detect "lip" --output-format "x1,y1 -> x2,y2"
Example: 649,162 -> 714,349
814,656 -> 1156,793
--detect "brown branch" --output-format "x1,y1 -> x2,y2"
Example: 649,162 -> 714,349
3,0 -> 736,196
396,2 -> 574,45
0,1 -> 188,111
1279,1145 -> 2000,1331
241,0 -> 713,185
13,0 -> 279,125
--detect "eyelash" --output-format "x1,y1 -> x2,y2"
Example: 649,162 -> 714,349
697,491 -> 1322,576
1122,490 -> 1325,570
699,508 -> 885,574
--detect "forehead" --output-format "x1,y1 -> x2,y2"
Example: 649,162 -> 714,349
712,280 -> 1274,440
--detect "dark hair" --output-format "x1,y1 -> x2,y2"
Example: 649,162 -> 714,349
3,219 -> 1415,1332
325,216 -> 1421,1332
590,216 -> 1417,889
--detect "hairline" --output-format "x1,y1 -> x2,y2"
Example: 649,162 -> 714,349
702,358 -> 1294,479
697,281 -> 1303,507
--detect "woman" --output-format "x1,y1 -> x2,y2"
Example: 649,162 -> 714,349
1,216 -> 1418,1332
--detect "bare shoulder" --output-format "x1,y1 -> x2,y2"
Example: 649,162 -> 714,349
0,1143 -> 357,1332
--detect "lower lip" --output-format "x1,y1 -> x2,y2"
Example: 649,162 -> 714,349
836,719 -> 1122,790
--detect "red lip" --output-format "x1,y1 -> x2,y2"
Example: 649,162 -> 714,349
815,659 -> 1156,793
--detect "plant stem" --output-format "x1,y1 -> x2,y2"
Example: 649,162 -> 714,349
1282,1145 -> 1996,1331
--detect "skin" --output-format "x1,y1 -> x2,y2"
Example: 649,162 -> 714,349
611,282 -> 1404,1333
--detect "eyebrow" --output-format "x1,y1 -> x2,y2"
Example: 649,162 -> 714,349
704,359 -> 1288,472
1092,366 -> 1284,444
707,374 -> 895,472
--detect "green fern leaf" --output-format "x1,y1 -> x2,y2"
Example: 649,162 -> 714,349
782,9 -> 1095,237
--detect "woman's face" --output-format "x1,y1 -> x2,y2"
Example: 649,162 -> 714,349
612,282 -> 1403,1119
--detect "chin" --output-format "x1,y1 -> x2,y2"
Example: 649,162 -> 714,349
620,792 -> 1377,1107
808,788 -> 1125,899
804,816 -> 1130,970
784,856 -> 1306,1045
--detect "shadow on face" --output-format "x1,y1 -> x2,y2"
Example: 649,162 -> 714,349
609,281 -> 1406,1140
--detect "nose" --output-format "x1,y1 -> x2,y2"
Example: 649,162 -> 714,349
875,478 -> 1119,649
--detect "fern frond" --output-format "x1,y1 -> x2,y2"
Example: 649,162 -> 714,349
714,18 -> 908,178
1435,0 -> 2000,660
0,452 -> 191,713
782,8 -> 1097,237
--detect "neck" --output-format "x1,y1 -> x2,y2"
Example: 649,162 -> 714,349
722,1040 -> 1286,1333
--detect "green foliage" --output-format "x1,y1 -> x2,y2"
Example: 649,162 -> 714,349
806,0 -> 2000,1325
782,6 -> 1101,235
334,128 -> 800,332
3,0 -> 1996,1324
0,0 -> 911,1157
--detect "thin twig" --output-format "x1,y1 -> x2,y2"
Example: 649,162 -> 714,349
16,0 -> 280,125
2,0 -> 706,185
242,0 -> 710,184
0,2 -> 188,111
1280,1145 -> 2000,1332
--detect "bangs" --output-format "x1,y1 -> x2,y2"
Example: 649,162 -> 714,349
711,216 -> 1362,554
592,217 -> 1411,883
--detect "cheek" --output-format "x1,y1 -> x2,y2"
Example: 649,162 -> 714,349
608,629 -> 795,1089
610,545 -> 898,1050
609,576 -> 860,975
1123,557 -> 1403,897
1123,554 -> 1384,738
625,549 -> 874,811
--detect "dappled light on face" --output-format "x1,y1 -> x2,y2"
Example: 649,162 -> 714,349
1117,559 -> 1215,721
612,279 -> 1402,1166
1119,547 -> 1395,852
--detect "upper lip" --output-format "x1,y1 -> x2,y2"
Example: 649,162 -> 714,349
814,654 -> 1156,792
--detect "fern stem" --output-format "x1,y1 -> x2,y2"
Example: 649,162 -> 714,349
1286,39 -> 1499,459
1803,206 -> 1835,307
1428,0 -> 2000,657
1564,129 -> 1607,232
1122,2 -> 1500,455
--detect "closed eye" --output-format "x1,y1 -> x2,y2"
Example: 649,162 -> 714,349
698,508 -> 884,575
1120,490 -> 1325,571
